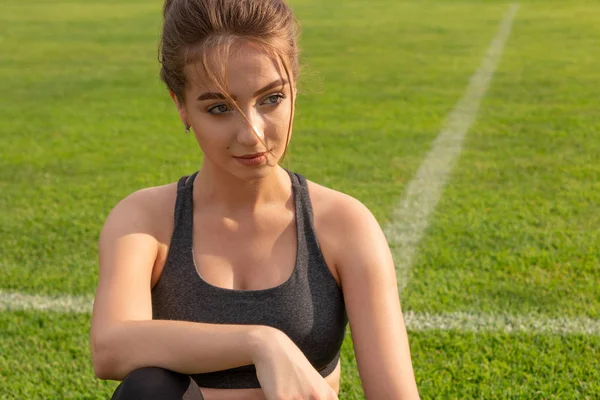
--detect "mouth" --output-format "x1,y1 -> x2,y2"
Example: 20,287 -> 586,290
233,151 -> 268,159
232,151 -> 269,167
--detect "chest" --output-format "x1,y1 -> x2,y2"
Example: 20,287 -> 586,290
152,204 -> 341,291
192,210 -> 298,291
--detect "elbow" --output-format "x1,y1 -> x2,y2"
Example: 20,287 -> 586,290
91,326 -> 127,381
92,355 -> 120,381
92,357 -> 113,381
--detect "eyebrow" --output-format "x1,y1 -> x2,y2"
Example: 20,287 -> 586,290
196,79 -> 288,101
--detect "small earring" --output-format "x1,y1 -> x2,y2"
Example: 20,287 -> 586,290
184,122 -> 190,134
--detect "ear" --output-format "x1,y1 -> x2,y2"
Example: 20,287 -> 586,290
169,90 -> 188,124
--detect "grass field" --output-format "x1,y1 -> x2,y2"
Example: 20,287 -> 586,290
1,0 -> 599,398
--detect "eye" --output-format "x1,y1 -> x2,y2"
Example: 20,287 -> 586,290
207,103 -> 232,115
261,94 -> 285,106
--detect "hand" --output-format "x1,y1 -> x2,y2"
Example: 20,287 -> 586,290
251,327 -> 339,400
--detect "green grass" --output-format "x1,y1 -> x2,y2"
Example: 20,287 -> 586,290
0,0 -> 504,296
0,311 -> 117,399
403,1 -> 600,319
1,0 -> 599,398
411,331 -> 600,398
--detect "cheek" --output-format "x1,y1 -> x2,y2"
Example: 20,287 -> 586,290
192,116 -> 234,150
263,106 -> 292,138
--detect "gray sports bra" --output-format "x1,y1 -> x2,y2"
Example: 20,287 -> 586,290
151,170 -> 348,388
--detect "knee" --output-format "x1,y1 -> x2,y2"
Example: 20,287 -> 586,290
115,367 -> 190,399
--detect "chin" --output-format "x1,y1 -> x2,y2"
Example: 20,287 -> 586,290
229,162 -> 278,181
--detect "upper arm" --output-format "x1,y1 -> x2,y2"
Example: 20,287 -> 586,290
90,190 -> 160,354
326,195 -> 420,399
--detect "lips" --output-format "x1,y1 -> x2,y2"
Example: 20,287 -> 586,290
234,152 -> 267,159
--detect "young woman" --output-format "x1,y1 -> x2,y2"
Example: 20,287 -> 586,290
90,0 -> 420,399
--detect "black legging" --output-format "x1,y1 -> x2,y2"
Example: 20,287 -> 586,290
110,367 -> 204,400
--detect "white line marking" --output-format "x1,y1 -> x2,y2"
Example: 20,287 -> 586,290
384,4 -> 520,294
403,311 -> 600,336
0,290 -> 94,314
2,290 -> 597,336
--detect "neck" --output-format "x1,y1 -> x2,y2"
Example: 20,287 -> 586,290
193,161 -> 291,214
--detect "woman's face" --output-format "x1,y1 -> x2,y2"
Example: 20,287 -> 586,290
172,42 -> 295,181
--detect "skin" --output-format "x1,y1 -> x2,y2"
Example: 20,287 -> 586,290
97,40 -> 420,399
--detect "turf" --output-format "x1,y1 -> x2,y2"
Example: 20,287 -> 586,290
0,0 -> 502,296
1,0 -> 599,398
0,311 -> 117,399
410,330 -> 600,398
402,1 -> 600,319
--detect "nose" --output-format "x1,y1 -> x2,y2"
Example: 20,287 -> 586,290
236,109 -> 265,146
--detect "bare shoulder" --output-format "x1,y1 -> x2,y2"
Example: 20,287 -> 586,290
305,179 -> 385,286
306,179 -> 379,236
101,181 -> 178,240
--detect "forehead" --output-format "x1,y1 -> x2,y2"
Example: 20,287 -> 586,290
184,41 -> 285,94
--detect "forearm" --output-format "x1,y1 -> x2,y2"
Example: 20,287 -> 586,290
92,319 -> 271,381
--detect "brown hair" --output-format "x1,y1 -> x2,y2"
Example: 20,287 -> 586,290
159,0 -> 301,160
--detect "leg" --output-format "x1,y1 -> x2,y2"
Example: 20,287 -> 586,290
111,367 -> 204,400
